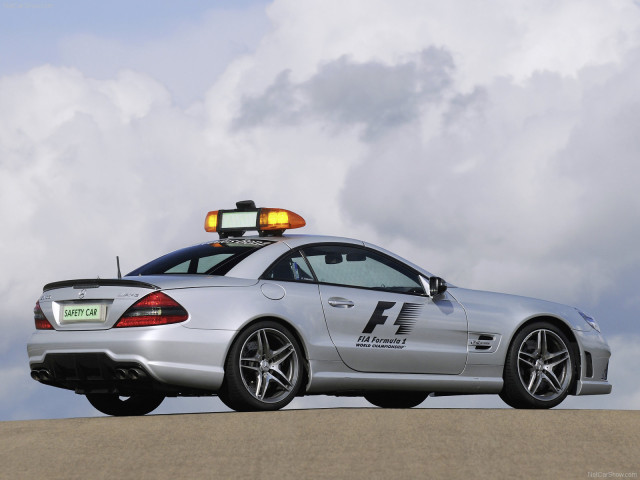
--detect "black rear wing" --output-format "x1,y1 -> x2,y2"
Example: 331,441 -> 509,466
43,279 -> 160,292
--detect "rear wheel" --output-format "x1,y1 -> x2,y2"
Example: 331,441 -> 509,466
364,391 -> 428,409
86,393 -> 165,416
219,321 -> 304,412
500,322 -> 575,409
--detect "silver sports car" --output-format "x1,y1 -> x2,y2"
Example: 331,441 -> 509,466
28,201 -> 611,416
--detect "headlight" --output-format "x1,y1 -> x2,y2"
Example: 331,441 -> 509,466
577,309 -> 601,333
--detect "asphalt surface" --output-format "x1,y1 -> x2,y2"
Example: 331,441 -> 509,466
1,409 -> 638,480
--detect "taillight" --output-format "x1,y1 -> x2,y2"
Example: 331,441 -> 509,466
114,292 -> 188,328
34,301 -> 54,330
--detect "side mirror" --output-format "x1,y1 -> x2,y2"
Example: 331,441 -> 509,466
429,276 -> 447,296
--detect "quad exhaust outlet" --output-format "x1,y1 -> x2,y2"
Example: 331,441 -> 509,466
30,369 -> 53,382
114,368 -> 147,381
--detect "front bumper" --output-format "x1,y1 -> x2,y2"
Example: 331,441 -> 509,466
574,328 -> 612,396
27,324 -> 236,394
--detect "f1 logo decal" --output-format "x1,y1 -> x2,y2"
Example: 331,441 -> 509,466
362,301 -> 422,335
362,301 -> 396,334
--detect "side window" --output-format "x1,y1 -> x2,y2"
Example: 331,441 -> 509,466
165,260 -> 190,273
264,251 -> 315,282
163,253 -> 235,274
301,245 -> 424,294
197,254 -> 234,273
127,241 -> 267,276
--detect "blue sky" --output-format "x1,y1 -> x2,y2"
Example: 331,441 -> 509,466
1,0 -> 639,420
0,1 -> 239,66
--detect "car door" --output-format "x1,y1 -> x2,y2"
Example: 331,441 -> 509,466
301,244 -> 468,375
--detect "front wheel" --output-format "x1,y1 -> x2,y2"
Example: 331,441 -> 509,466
219,321 -> 304,412
86,393 -> 164,416
500,322 -> 575,409
364,391 -> 428,408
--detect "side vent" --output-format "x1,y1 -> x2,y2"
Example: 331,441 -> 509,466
584,351 -> 594,378
475,335 -> 494,350
468,333 -> 501,353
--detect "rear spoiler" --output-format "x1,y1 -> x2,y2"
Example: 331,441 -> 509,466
43,279 -> 160,292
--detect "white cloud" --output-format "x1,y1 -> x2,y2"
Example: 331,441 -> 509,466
227,3 -> 640,313
234,48 -> 455,140
244,0 -> 640,93
335,54 -> 640,307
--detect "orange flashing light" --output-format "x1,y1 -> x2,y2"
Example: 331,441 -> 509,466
203,202 -> 306,237
259,208 -> 306,231
204,210 -> 218,232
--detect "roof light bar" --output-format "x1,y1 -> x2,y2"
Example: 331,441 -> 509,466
204,200 -> 305,238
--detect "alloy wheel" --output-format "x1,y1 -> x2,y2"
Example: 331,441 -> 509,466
238,327 -> 300,404
516,328 -> 571,402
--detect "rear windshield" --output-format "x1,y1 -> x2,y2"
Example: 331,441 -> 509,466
127,239 -> 271,276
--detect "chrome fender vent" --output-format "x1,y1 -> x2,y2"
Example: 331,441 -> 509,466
468,333 -> 501,353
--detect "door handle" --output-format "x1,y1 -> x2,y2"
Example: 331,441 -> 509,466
328,297 -> 354,308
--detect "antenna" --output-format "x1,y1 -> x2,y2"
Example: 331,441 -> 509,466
116,256 -> 122,279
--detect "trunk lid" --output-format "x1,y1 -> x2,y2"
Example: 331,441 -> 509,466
39,278 -> 160,331
38,275 -> 258,331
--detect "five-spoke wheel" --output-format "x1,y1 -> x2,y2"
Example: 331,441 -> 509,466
219,321 -> 303,411
500,322 -> 575,409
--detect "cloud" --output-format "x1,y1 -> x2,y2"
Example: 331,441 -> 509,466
0,60 -> 362,356
336,48 -> 640,315
235,47 -> 454,138
0,66 -> 204,349
249,0 -> 640,91
227,1 -> 640,317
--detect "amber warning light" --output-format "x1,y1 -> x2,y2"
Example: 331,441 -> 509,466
205,200 -> 305,238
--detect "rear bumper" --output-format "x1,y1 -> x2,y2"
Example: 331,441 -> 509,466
30,352 -> 183,395
27,325 -> 236,394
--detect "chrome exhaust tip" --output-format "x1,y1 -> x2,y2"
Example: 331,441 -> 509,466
127,368 -> 146,380
31,369 -> 52,382
115,367 -> 147,380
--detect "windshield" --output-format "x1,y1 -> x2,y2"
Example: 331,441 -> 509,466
127,239 -> 271,276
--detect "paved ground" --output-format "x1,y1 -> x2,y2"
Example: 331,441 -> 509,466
1,409 -> 638,479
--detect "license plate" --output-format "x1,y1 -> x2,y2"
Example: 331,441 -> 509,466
62,304 -> 104,323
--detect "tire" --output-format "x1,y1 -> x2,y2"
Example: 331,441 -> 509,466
364,391 -> 428,409
86,393 -> 165,416
500,321 -> 575,409
219,321 -> 304,412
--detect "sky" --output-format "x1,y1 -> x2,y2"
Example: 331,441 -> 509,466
1,0 -> 639,420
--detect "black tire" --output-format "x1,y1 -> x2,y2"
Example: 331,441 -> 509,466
219,321 -> 304,412
86,393 -> 165,416
500,321 -> 575,409
364,391 -> 428,409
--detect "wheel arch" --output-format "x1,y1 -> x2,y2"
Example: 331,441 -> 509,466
224,315 -> 311,393
507,315 -> 581,395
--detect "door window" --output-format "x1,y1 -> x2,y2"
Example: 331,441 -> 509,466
302,245 -> 424,294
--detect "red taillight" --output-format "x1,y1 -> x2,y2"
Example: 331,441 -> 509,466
34,301 -> 54,330
114,292 -> 188,328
